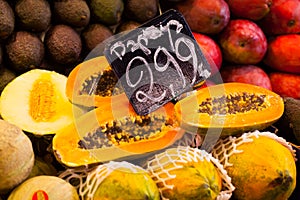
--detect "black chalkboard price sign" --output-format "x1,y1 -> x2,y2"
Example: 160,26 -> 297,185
104,9 -> 211,115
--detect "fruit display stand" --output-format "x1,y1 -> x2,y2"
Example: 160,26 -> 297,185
0,0 -> 300,199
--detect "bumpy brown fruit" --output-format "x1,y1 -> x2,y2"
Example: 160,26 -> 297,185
0,120 -> 34,194
0,66 -> 16,92
81,23 -> 113,52
124,0 -> 158,23
15,0 -> 51,32
116,20 -> 141,33
0,0 -> 14,40
45,24 -> 82,65
53,0 -> 90,28
5,31 -> 44,72
0,45 -> 2,65
277,97 -> 300,144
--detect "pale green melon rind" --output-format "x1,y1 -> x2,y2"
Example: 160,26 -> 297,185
7,176 -> 79,200
0,120 -> 34,194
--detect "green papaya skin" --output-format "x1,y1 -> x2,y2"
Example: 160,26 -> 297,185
161,162 -> 221,200
94,169 -> 160,200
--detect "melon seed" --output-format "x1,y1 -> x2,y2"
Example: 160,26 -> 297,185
78,114 -> 173,149
29,74 -> 56,122
198,92 -> 267,115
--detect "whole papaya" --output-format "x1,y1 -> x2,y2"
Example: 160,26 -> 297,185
212,131 -> 297,200
72,161 -> 161,200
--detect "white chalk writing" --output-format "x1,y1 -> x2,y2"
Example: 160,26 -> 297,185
110,20 -> 206,103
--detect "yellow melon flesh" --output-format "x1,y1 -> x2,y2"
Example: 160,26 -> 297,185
0,69 -> 81,135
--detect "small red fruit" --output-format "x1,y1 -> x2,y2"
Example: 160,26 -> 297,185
258,0 -> 300,35
264,34 -> 300,74
220,65 -> 272,90
175,0 -> 230,34
269,72 -> 300,99
193,32 -> 222,75
218,19 -> 267,65
226,0 -> 272,21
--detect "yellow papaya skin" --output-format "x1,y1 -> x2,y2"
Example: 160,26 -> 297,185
213,132 -> 297,200
160,160 -> 222,200
93,170 -> 160,200
147,147 -> 235,200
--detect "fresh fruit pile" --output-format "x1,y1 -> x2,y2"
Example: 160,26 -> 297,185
0,0 -> 300,199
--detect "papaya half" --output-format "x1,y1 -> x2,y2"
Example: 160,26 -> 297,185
66,56 -> 127,108
174,82 -> 284,136
52,100 -> 184,167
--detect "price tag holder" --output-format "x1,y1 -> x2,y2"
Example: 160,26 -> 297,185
104,9 -> 211,115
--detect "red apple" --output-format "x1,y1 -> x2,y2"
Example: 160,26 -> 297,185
218,19 -> 267,64
220,65 -> 272,90
263,34 -> 300,74
258,0 -> 300,35
193,32 -> 222,75
175,0 -> 230,34
226,0 -> 272,21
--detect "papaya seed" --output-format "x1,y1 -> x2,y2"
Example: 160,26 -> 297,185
198,92 -> 267,115
78,114 -> 171,149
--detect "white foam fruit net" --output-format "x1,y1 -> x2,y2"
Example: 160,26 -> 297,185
59,161 -> 147,200
146,145 -> 235,200
211,130 -> 297,168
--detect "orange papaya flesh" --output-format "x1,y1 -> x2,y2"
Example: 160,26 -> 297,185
52,101 -> 184,167
174,83 -> 284,136
66,56 -> 127,108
